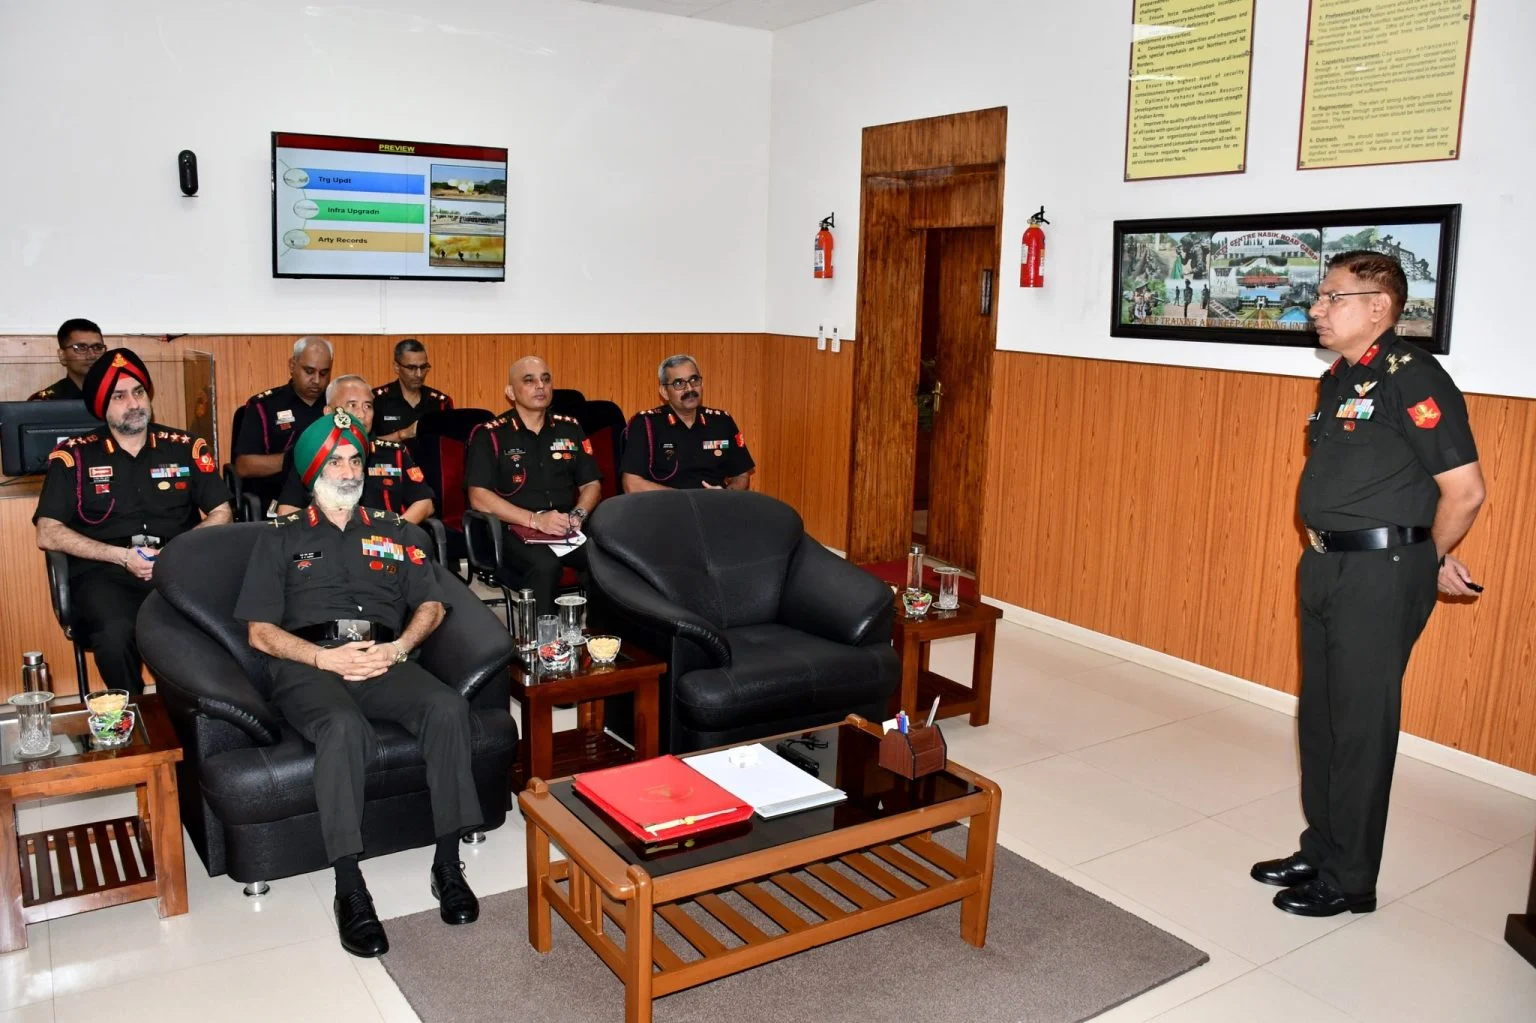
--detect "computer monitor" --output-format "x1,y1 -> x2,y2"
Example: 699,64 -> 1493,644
0,400 -> 103,476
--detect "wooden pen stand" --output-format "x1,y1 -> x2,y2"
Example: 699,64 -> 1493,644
878,724 -> 947,779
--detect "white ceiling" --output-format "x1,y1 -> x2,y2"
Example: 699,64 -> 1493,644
568,0 -> 878,31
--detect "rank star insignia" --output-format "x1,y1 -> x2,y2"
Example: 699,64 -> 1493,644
1386,352 -> 1414,375
1354,381 -> 1377,396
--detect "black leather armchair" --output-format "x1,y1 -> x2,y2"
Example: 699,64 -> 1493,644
135,523 -> 518,891
586,491 -> 900,753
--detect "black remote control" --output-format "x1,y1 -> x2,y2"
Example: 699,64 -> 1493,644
775,740 -> 821,777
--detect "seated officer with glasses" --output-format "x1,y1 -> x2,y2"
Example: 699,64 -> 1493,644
29,318 -> 107,401
373,339 -> 454,444
621,354 -> 755,492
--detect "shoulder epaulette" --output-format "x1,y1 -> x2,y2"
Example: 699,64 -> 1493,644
63,433 -> 98,448
152,428 -> 190,443
374,438 -> 400,449
373,384 -> 390,396
427,387 -> 445,399
552,413 -> 579,425
252,387 -> 275,401
483,413 -> 509,429
32,387 -> 56,400
705,407 -> 727,416
271,510 -> 302,528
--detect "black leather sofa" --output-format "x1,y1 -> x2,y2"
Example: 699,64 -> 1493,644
586,490 -> 900,753
136,523 -> 518,891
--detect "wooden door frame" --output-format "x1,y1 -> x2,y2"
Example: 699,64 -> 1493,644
847,107 -> 1007,572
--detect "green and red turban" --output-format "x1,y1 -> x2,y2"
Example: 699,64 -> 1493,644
294,410 -> 370,489
83,348 -> 153,419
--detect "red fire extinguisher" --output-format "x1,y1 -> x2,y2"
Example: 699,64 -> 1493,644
1020,206 -> 1049,288
814,214 -> 835,279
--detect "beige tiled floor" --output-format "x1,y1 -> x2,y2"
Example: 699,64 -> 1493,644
2,620 -> 1534,1020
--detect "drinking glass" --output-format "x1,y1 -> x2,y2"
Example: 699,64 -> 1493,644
935,566 -> 962,610
10,691 -> 54,756
536,615 -> 559,648
555,594 -> 587,645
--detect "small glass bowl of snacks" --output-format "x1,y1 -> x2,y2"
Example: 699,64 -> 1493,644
85,689 -> 135,748
586,635 -> 622,665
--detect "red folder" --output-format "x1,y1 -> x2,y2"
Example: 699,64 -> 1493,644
574,756 -> 753,842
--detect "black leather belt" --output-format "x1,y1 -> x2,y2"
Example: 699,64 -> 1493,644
293,620 -> 397,643
1304,526 -> 1432,554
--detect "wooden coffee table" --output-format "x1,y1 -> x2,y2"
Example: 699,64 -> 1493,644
519,715 -> 1001,1023
510,645 -> 663,791
0,693 -> 186,952
891,599 -> 1003,726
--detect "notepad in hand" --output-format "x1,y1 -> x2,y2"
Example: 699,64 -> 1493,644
686,744 -> 847,819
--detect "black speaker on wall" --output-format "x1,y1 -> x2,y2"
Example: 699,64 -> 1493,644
178,150 -> 198,196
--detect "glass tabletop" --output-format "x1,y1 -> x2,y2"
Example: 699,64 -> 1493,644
548,722 -> 980,877
514,645 -> 657,686
0,704 -> 151,767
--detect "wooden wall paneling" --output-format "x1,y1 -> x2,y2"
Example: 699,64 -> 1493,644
753,335 -> 854,550
981,351 -> 1536,774
862,106 -> 1008,176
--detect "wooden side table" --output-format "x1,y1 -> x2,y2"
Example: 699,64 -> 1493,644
0,693 -> 186,953
890,599 -> 1003,727
510,645 -> 663,790
1508,840 -> 1536,969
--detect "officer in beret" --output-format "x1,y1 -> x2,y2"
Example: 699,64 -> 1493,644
235,412 -> 481,959
621,354 -> 754,491
464,356 -> 601,614
274,374 -> 434,523
373,338 -> 454,443
232,335 -> 333,512
34,349 -> 232,694
28,317 -> 106,401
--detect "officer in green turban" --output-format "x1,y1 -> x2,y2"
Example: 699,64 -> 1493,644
233,412 -> 480,959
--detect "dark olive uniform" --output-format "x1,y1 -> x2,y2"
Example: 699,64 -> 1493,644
27,377 -> 84,402
34,426 -> 230,694
1296,330 -> 1477,894
277,438 -> 435,517
462,410 -> 599,613
620,405 -> 754,489
233,505 -> 481,862
233,383 -> 327,510
372,381 -> 453,439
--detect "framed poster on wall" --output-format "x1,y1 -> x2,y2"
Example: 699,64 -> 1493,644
1124,0 -> 1255,181
1111,204 -> 1461,353
1298,0 -> 1476,170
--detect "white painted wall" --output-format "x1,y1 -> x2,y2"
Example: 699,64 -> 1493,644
0,0 -> 771,335
766,0 -> 1535,398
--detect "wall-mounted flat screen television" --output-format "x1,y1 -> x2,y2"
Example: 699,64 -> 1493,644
271,132 -> 507,282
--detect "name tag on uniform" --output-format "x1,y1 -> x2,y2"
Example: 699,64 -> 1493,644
275,409 -> 295,425
361,536 -> 405,561
1335,398 -> 1374,420
292,550 -> 322,562
367,465 -> 402,477
1308,412 -> 1321,422
89,465 -> 113,480
150,464 -> 190,478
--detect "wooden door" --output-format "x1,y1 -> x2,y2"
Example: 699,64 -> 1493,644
847,107 -> 1006,566
924,227 -> 997,570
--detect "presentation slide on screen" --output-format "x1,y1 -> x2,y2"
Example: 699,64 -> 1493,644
272,132 -> 508,280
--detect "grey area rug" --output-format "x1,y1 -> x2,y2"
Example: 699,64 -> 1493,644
381,827 -> 1208,1023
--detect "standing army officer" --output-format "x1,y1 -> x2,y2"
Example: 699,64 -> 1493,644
235,412 -> 481,958
1251,251 -> 1485,916
34,349 -> 232,694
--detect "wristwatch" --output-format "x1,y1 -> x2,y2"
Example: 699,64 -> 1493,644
570,507 -> 587,524
392,642 -> 408,664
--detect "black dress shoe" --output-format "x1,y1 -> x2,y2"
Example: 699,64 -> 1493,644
1250,852 -> 1317,887
334,888 -> 389,957
1273,878 -> 1376,917
431,860 -> 479,925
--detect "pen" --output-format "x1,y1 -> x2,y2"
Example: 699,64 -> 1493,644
135,547 -> 157,562
898,711 -> 908,735
925,695 -> 940,728
643,808 -> 738,835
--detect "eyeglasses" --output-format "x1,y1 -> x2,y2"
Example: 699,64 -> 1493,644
665,375 -> 703,392
396,362 -> 431,373
65,342 -> 107,355
1316,290 -> 1382,306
